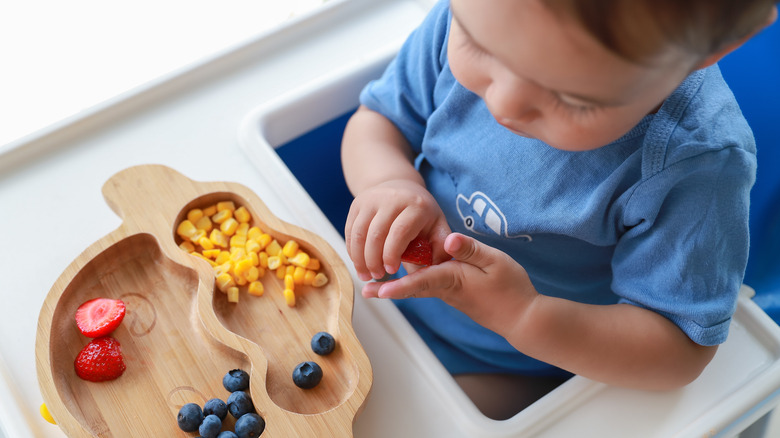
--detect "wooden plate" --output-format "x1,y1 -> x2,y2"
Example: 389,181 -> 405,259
36,164 -> 372,437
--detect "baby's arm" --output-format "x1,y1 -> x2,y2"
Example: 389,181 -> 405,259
372,233 -> 717,390
341,106 -> 451,282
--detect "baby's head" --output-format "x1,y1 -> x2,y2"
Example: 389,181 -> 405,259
447,0 -> 777,150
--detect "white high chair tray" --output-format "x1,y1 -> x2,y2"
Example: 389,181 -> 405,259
1,0 -> 778,437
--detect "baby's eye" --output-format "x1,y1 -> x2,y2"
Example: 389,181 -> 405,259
552,93 -> 601,116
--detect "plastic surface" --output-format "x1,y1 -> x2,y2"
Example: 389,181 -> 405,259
238,49 -> 780,437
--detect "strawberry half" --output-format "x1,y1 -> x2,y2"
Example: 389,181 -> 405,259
74,337 -> 126,382
75,298 -> 126,338
401,236 -> 433,266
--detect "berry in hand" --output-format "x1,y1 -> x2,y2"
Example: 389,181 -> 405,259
223,369 -> 250,392
75,298 -> 126,338
292,361 -> 323,389
400,236 -> 433,266
73,336 -> 126,382
311,332 -> 336,355
176,402 -> 203,432
234,413 -> 265,438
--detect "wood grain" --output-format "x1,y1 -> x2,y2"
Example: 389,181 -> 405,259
36,164 -> 372,437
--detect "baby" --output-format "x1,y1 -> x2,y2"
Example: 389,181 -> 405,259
341,0 -> 777,418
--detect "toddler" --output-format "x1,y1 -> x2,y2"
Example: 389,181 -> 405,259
341,0 -> 778,418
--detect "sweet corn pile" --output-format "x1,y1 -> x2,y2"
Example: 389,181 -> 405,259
176,200 -> 328,306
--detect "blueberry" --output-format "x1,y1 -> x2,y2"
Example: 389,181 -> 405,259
292,361 -> 323,389
311,332 -> 336,355
234,413 -> 265,438
177,402 -> 203,432
223,369 -> 250,392
204,398 -> 228,421
227,390 -> 255,418
199,414 -> 222,438
217,432 -> 239,438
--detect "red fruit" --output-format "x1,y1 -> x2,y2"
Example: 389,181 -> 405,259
401,237 -> 433,266
74,337 -> 126,382
75,298 -> 126,337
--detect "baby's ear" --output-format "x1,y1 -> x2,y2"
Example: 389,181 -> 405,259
696,5 -> 778,70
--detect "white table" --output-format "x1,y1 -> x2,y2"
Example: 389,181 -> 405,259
2,1 -> 780,437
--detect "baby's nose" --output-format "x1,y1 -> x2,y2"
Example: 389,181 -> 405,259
484,76 -> 542,124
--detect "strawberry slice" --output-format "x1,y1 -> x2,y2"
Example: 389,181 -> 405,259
75,298 -> 126,338
74,337 -> 126,382
401,236 -> 433,266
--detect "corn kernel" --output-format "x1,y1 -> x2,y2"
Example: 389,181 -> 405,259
187,208 -> 204,222
230,247 -> 247,261
265,239 -> 282,256
308,258 -> 321,271
235,206 -> 252,223
215,250 -> 231,265
255,233 -> 273,249
288,251 -> 310,268
276,266 -> 286,279
304,269 -> 316,286
234,259 -> 253,278
211,209 -> 232,224
245,239 -> 261,254
258,252 -> 269,268
248,281 -> 264,296
221,218 -> 239,236
177,220 -> 198,239
282,240 -> 299,258
189,229 -> 207,244
235,222 -> 250,236
283,288 -> 296,307
203,249 -> 221,259
203,205 -> 217,216
216,273 -> 235,292
247,227 -> 263,241
179,241 -> 195,252
246,266 -> 260,282
293,266 -> 306,285
198,236 -> 215,250
267,256 -> 282,271
285,274 -> 295,291
209,229 -> 229,248
285,265 -> 295,277
227,286 -> 240,303
235,275 -> 247,286
217,201 -> 236,212
312,272 -> 329,287
195,215 -> 213,232
190,252 -> 217,266
230,234 -> 247,248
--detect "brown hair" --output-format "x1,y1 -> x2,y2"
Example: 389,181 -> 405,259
542,0 -> 778,63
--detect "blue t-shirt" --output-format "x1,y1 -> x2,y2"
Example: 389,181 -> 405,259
359,0 -> 757,375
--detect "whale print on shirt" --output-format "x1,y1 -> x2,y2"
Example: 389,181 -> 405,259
456,191 -> 532,241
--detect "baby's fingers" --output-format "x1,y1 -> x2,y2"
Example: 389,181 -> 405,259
374,264 -> 457,300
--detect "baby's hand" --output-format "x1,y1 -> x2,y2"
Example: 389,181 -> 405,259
362,233 -> 538,335
345,179 -> 450,282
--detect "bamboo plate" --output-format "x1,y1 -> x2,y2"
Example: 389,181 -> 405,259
36,164 -> 372,437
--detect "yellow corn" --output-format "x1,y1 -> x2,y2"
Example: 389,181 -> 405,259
217,201 -> 236,212
308,258 -> 321,271
191,252 -> 217,266
215,261 -> 232,277
255,233 -> 273,249
235,275 -> 247,286
258,252 -> 269,268
211,209 -> 232,224
209,229 -> 229,248
190,229 -> 207,244
215,250 -> 231,265
293,266 -> 306,285
303,269 -> 316,286
203,249 -> 221,259
248,281 -> 264,296
235,222 -> 250,237
198,236 -> 215,250
227,286 -> 240,303
248,251 -> 260,266
187,208 -> 204,223
195,215 -> 213,232
267,256 -> 282,271
216,273 -> 235,292
284,274 -> 295,291
312,272 -> 329,287
247,226 -> 263,241
265,239 -> 282,256
235,206 -> 252,223
203,205 -> 217,216
234,259 -> 253,278
282,240 -> 299,258
177,220 -> 198,240
246,266 -> 260,282
179,241 -> 195,252
245,239 -> 261,254
283,288 -> 296,307
288,251 -> 310,268
221,218 -> 239,236
230,234 -> 247,248
230,247 -> 247,261
276,266 -> 286,279
285,265 -> 295,277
